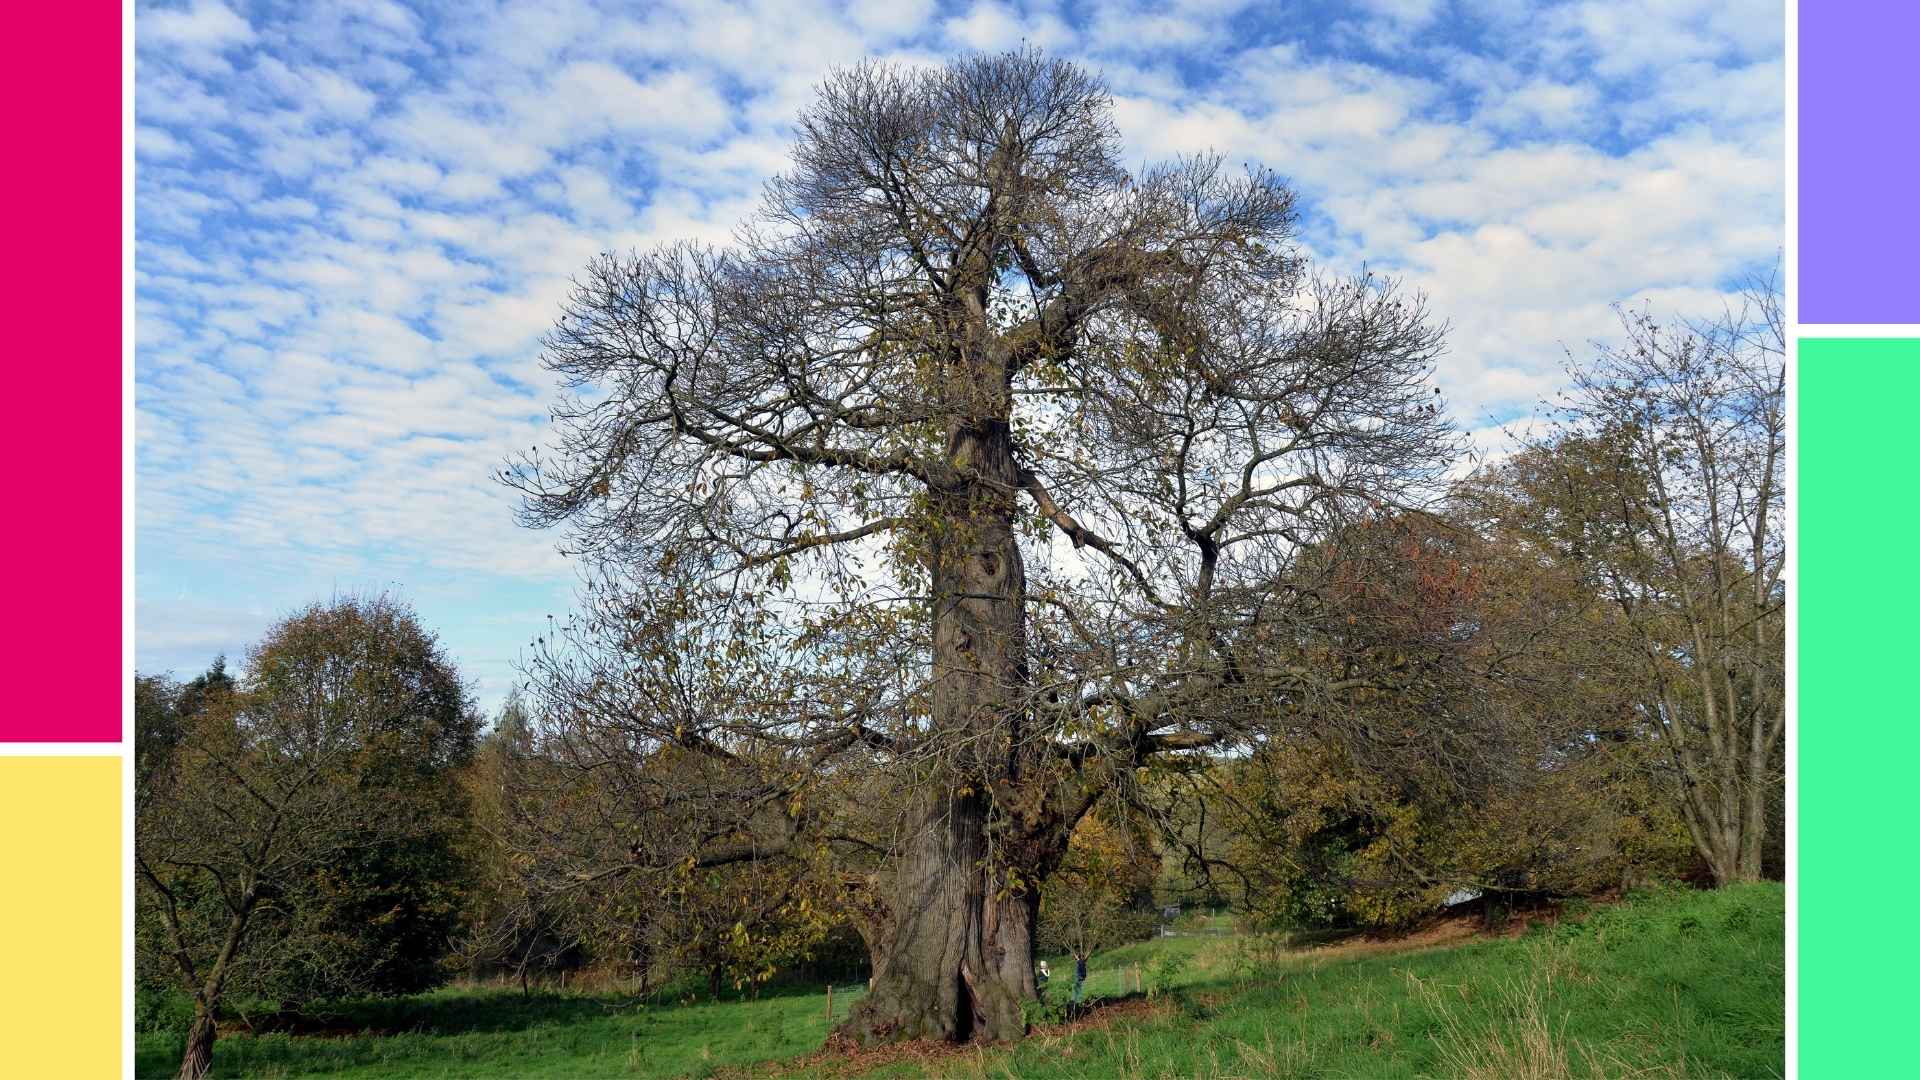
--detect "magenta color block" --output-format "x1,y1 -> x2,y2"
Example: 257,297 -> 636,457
0,6 -> 122,741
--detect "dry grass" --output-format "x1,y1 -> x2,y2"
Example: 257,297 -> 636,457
1406,941 -> 1690,1080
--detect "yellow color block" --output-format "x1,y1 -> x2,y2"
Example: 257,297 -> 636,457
0,757 -> 121,1077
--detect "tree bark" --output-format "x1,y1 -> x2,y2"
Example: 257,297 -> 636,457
842,791 -> 996,1042
1661,681 -> 1775,887
1736,698 -> 1778,882
175,902 -> 250,1079
177,1005 -> 218,1080
840,790 -> 1052,1045
840,414 -> 1051,1044
1680,785 -> 1765,887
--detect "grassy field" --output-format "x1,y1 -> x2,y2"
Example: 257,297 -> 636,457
136,980 -> 873,1079
137,883 -> 1783,1079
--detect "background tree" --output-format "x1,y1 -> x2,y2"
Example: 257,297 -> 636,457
135,595 -> 479,1079
1036,814 -> 1160,965
463,686 -> 851,1001
1178,507 -> 1690,931
459,693 -> 589,993
503,49 -> 1453,1044
1474,277 -> 1785,885
136,659 -> 235,791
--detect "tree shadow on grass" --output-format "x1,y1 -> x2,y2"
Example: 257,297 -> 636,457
224,990 -> 618,1038
217,978 -> 857,1039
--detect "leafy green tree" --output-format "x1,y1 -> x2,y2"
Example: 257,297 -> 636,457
135,595 -> 478,1079
457,693 -> 585,993
136,659 -> 235,791
177,655 -> 235,718
470,702 -> 847,1000
1201,507 -> 1698,931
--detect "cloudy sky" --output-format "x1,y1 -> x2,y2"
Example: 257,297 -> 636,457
134,0 -> 1784,711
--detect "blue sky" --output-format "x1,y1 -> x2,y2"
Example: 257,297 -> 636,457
134,0 -> 1784,713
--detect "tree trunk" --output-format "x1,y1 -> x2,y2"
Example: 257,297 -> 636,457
176,901 -> 250,1079
840,416 -> 1050,1044
1735,701 -> 1777,882
177,1005 -> 217,1080
839,790 -> 1045,1044
1666,683 -> 1774,888
1682,789 -> 1764,887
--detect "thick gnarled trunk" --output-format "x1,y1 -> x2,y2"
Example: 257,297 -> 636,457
841,791 -> 1040,1043
841,417 -> 1051,1044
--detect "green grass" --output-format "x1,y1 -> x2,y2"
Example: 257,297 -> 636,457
136,981 -> 870,1079
139,884 -> 1782,1079
923,884 -> 1785,1080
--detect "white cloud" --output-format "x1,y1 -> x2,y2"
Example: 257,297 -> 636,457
1359,0 -> 1442,23
536,63 -> 734,144
140,0 -> 255,51
253,57 -> 380,120
440,170 -> 506,202
255,195 -> 321,218
848,0 -> 938,37
383,103 -> 552,178
137,125 -> 191,161
1480,78 -> 1603,135
947,2 -> 1035,50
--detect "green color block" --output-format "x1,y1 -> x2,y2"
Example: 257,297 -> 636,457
1798,338 -> 1920,1078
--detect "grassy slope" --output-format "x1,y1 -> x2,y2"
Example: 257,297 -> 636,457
137,884 -> 1782,1079
932,883 -> 1785,1080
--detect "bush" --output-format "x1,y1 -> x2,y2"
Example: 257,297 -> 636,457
1022,995 -> 1071,1028
135,988 -> 195,1035
1146,953 -> 1188,997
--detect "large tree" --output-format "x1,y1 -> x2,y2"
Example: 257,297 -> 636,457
503,50 -> 1453,1043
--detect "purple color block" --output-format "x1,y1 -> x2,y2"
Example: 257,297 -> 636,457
1800,4 -> 1920,324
